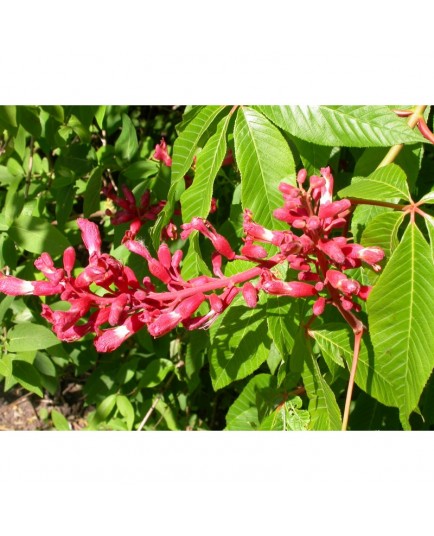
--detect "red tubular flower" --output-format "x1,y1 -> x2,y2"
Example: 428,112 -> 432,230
0,273 -> 35,295
153,138 -> 172,167
95,316 -> 147,352
262,280 -> 317,297
318,199 -> 351,220
77,218 -> 102,257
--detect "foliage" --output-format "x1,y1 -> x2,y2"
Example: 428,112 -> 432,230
1,104 -> 434,431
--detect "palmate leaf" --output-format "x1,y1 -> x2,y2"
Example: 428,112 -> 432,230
367,223 -> 434,428
150,105 -> 228,248
256,105 -> 426,147
209,295 -> 272,390
234,107 -> 296,231
338,164 -> 411,202
180,111 -> 232,223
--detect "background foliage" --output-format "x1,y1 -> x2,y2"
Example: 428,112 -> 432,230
1,104 -> 434,430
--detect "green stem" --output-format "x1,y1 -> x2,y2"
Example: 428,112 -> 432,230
377,105 -> 427,168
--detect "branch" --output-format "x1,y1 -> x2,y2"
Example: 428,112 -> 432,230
377,105 -> 427,168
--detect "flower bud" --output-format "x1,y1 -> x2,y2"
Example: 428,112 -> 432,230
157,243 -> 172,269
209,293 -> 224,313
318,199 -> 351,220
357,247 -> 384,265
175,293 -> 206,320
242,282 -> 258,308
297,169 -> 307,185
262,280 -> 317,297
211,234 -> 236,260
77,218 -> 102,257
313,296 -> 326,316
63,247 -> 76,276
241,243 -> 268,259
148,312 -> 182,337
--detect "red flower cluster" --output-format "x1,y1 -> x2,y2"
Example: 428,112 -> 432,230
0,167 -> 384,353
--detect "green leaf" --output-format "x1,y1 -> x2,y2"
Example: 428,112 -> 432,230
209,296 -> 272,390
41,106 -> 64,123
9,214 -> 71,256
83,167 -> 103,217
259,397 -> 310,431
139,358 -> 174,388
225,374 -> 276,430
234,106 -> 296,231
17,106 -> 42,138
310,325 -> 403,422
0,355 -> 13,377
266,296 -> 298,358
354,145 -> 423,188
367,223 -> 434,427
180,233 -> 211,280
115,114 -> 138,162
289,136 -> 333,176
116,395 -> 135,430
351,204 -> 390,244
420,191 -> 434,205
361,211 -> 405,260
0,105 -> 17,128
12,360 -> 43,397
8,323 -> 60,352
257,105 -> 426,147
94,394 -> 117,423
425,214 -> 434,262
122,160 -> 159,181
53,183 -> 77,229
51,409 -> 71,431
181,112 -> 232,222
94,106 -> 106,129
151,105 -> 227,248
338,164 -> 411,202
299,336 -> 342,430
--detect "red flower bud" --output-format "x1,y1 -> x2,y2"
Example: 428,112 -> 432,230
63,247 -> 76,275
174,293 -> 206,320
211,234 -> 236,260
241,243 -> 268,259
77,218 -> 102,257
313,296 -> 326,316
318,199 -> 351,220
148,312 -> 182,338
157,243 -> 172,270
242,282 -> 258,308
262,280 -> 317,297
297,169 -> 307,185
357,247 -> 384,265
